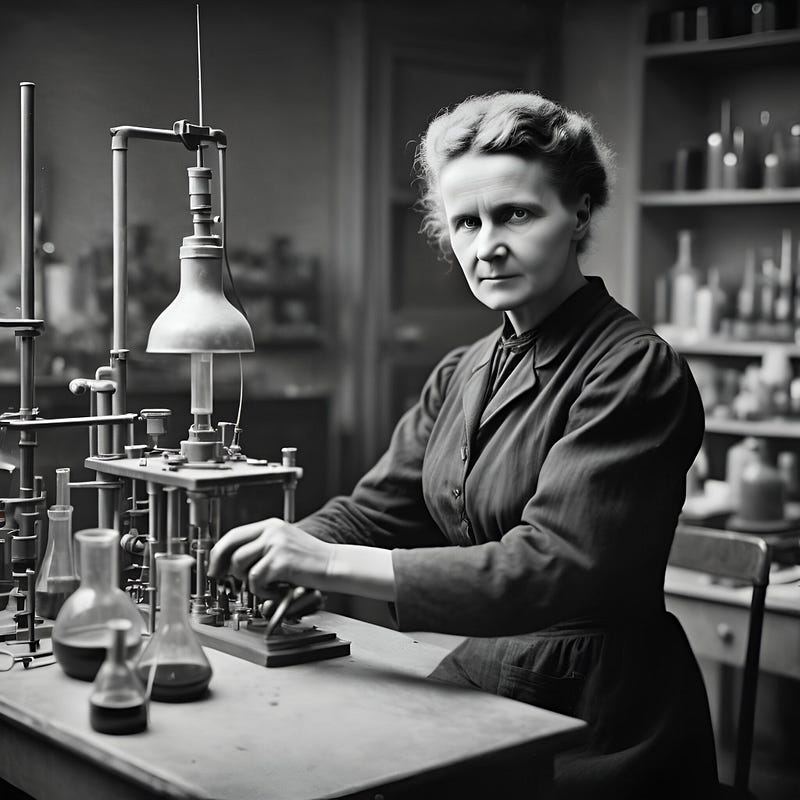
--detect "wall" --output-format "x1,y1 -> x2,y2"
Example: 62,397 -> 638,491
560,0 -> 640,309
0,0 -> 342,397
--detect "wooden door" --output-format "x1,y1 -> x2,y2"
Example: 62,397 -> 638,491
362,42 -> 544,463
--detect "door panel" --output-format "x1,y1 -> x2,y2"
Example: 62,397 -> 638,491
367,47 -> 537,455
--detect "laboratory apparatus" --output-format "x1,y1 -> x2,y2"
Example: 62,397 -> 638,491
0,9 -> 349,674
52,528 -> 144,680
34,504 -> 78,619
136,554 -> 212,702
89,618 -> 148,735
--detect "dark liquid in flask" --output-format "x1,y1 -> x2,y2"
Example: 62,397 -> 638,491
35,590 -> 70,620
138,662 -> 211,702
90,697 -> 148,735
54,640 -> 141,681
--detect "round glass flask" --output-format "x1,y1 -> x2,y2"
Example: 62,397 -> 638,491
52,528 -> 144,681
35,504 -> 79,619
90,619 -> 148,735
136,553 -> 212,702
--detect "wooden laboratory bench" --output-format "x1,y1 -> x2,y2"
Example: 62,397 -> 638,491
664,565 -> 800,681
0,611 -> 585,800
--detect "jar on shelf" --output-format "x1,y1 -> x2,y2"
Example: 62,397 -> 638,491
670,229 -> 700,330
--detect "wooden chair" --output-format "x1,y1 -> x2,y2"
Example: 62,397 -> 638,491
669,525 -> 771,800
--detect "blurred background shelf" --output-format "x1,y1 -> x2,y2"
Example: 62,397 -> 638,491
704,417 -> 800,439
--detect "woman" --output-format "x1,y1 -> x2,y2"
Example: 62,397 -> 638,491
209,92 -> 719,798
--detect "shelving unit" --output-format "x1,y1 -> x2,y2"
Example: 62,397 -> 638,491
633,2 -> 800,461
705,417 -> 800,440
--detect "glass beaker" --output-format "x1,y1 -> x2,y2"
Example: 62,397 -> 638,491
136,553 -> 212,702
35,505 -> 79,619
89,619 -> 148,735
52,528 -> 144,681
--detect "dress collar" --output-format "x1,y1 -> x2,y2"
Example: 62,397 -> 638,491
500,276 -> 612,367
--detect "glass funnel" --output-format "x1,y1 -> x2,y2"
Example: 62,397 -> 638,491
35,505 -> 79,619
136,553 -> 212,702
52,528 -> 144,681
90,619 -> 148,735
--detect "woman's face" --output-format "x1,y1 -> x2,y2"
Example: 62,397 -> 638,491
440,152 -> 590,334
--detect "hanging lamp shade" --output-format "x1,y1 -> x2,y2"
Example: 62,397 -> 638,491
147,235 -> 254,354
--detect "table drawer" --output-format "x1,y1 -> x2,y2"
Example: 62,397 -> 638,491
666,595 -> 749,667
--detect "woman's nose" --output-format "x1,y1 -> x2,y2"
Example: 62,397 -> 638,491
476,238 -> 509,262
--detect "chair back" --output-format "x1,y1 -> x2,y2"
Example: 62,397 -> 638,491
670,525 -> 771,796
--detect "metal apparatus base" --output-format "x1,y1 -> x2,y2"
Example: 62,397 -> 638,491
192,618 -> 351,667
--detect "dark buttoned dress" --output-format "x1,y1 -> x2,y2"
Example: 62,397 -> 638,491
299,277 -> 719,799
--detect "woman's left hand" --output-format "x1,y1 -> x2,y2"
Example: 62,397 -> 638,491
207,518 -> 334,595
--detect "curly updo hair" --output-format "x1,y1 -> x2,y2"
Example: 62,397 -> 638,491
414,91 -> 616,257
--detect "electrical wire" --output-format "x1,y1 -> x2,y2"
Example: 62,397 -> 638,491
236,353 -> 244,430
218,147 -> 249,322
216,147 -> 247,440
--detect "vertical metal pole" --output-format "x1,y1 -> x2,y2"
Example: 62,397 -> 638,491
111,139 -> 129,454
97,474 -> 115,529
112,143 -> 127,355
282,447 -> 297,524
20,83 -> 35,322
145,481 -> 163,634
165,486 -> 181,554
17,83 -> 37,543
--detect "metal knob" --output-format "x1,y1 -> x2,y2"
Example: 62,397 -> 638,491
716,623 -> 734,644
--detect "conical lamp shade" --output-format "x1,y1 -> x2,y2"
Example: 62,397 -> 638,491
147,243 -> 254,354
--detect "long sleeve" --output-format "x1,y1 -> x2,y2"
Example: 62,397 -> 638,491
391,338 -> 704,636
298,347 -> 468,549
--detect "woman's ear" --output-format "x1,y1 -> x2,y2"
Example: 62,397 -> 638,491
572,193 -> 592,241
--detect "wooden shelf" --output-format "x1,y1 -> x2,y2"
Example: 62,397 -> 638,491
676,340 -> 800,358
640,189 -> 800,207
705,417 -> 800,439
644,29 -> 800,60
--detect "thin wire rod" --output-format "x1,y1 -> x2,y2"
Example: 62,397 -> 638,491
196,4 -> 204,168
236,354 -> 243,429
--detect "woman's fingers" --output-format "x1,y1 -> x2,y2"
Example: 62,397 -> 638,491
229,533 -> 273,581
208,520 -> 271,578
247,551 -> 279,595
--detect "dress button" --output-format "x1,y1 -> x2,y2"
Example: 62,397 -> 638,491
453,488 -> 461,498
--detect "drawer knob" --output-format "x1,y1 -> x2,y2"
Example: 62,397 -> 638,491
716,623 -> 734,643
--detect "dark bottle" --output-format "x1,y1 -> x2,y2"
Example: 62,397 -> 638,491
89,619 -> 148,735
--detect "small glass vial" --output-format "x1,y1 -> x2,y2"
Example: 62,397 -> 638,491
52,528 -> 144,681
90,619 -> 148,735
669,229 -> 700,329
35,504 -> 79,619
136,554 -> 212,702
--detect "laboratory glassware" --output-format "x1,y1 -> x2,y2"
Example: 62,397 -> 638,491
89,618 -> 148,735
35,504 -> 79,618
52,528 -> 144,681
136,553 -> 212,702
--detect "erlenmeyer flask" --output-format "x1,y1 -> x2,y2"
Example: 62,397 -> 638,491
52,528 -> 144,681
136,553 -> 212,702
89,619 -> 148,735
35,505 -> 79,618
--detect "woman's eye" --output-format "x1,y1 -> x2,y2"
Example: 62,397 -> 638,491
459,217 -> 479,231
507,208 -> 530,223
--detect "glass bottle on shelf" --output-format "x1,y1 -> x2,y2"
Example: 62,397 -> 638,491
735,248 -> 758,339
35,504 -> 79,619
669,229 -> 700,330
89,619 -> 148,735
136,554 -> 212,702
52,528 -> 144,681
